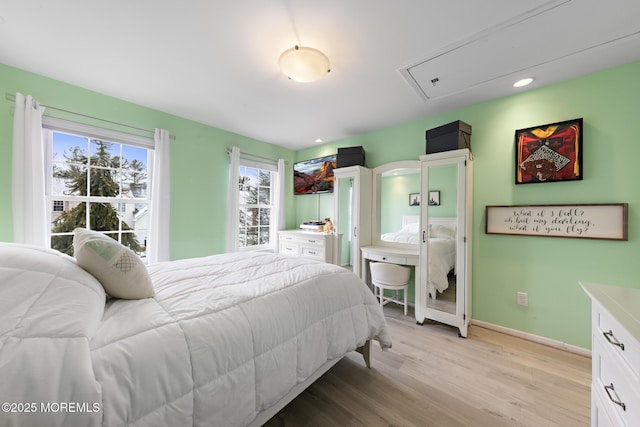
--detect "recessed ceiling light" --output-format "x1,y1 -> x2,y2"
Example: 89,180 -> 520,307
513,78 -> 534,88
315,138 -> 323,143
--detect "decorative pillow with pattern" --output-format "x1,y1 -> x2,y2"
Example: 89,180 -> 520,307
73,228 -> 154,299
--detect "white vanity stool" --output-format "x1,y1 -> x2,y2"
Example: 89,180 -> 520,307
370,262 -> 411,315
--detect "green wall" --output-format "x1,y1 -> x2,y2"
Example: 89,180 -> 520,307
426,164 -> 457,218
3,60 -> 639,350
0,63 -> 296,260
380,173 -> 420,233
295,60 -> 640,350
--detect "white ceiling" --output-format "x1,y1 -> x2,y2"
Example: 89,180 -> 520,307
1,0 -> 639,150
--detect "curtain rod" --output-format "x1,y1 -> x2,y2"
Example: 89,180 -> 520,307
5,93 -> 176,140
226,147 -> 284,164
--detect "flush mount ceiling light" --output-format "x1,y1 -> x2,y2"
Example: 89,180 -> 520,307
513,77 -> 535,88
279,45 -> 330,83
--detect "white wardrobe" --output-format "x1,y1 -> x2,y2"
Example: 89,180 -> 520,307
417,149 -> 473,337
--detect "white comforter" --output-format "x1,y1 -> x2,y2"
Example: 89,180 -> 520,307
0,244 -> 391,427
381,230 -> 420,245
427,238 -> 456,293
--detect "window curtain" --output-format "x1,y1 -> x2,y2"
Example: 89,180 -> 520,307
148,128 -> 171,263
12,93 -> 47,246
226,146 -> 240,252
274,158 -> 286,231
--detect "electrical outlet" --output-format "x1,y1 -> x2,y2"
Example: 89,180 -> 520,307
517,292 -> 529,306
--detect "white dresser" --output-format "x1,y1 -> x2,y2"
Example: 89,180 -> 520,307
277,230 -> 336,264
581,282 -> 640,426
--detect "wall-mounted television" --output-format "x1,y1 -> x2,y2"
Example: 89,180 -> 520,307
293,154 -> 337,195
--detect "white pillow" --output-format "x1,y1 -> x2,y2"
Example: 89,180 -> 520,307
430,224 -> 456,239
401,222 -> 420,234
73,228 -> 154,299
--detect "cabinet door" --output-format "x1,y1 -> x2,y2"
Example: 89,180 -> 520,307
333,166 -> 371,277
336,174 -> 355,269
419,150 -> 471,336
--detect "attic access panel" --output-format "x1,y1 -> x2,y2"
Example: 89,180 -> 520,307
401,0 -> 639,101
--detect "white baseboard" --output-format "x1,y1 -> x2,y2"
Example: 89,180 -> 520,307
471,319 -> 592,358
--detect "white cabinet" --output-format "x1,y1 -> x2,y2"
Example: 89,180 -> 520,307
333,166 -> 372,277
417,149 -> 472,337
277,230 -> 335,264
581,282 -> 640,427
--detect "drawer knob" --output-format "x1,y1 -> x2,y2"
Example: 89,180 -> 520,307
603,330 -> 625,351
604,383 -> 626,411
382,257 -> 386,260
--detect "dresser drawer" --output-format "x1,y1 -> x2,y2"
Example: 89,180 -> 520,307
591,381 -> 623,427
595,338 -> 640,426
595,303 -> 640,384
279,233 -> 326,246
593,380 -> 624,427
279,234 -> 298,243
278,243 -> 298,254
300,236 -> 324,246
301,246 -> 325,260
366,252 -> 407,264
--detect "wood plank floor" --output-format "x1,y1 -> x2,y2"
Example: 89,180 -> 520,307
264,305 -> 591,427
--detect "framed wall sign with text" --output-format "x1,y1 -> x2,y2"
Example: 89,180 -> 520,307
485,204 -> 628,241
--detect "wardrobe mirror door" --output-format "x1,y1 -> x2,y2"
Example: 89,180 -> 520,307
337,176 -> 354,269
425,162 -> 459,316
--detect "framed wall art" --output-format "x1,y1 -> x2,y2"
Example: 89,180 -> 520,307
428,191 -> 440,206
515,118 -> 583,184
409,193 -> 420,206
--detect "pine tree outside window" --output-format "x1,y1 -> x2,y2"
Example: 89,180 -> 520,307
43,121 -> 153,259
238,163 -> 276,250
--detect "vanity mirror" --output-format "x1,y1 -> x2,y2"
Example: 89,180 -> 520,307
371,160 -> 421,248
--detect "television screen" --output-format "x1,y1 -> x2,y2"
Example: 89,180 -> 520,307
293,154 -> 337,195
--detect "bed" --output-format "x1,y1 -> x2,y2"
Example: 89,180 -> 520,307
0,239 -> 391,427
381,216 -> 456,297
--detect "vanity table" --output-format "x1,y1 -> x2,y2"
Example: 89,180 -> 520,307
360,245 -> 419,290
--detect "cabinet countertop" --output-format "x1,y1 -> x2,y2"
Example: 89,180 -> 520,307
279,230 -> 333,236
580,281 -> 640,342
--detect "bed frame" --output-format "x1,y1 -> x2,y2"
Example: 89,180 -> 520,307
248,341 -> 371,426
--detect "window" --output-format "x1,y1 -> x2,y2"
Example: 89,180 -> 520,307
52,200 -> 64,212
238,161 -> 277,250
43,119 -> 153,259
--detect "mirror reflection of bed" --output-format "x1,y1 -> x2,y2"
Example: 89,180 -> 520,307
380,215 -> 457,315
428,272 -> 456,315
